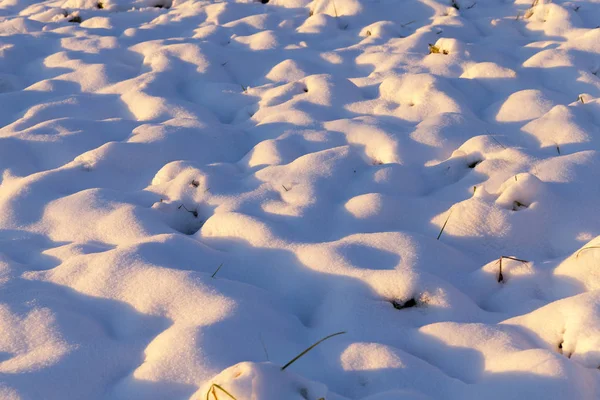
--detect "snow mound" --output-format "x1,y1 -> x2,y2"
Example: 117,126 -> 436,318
2,0 -> 600,398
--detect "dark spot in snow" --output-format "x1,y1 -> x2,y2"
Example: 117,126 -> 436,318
429,44 -> 444,54
468,160 -> 482,168
261,0 -> 269,4
299,388 -> 309,399
391,298 -> 417,310
68,16 -> 82,23
97,1 -> 104,9
512,200 -> 528,211
303,87 -> 308,93
191,180 -> 199,188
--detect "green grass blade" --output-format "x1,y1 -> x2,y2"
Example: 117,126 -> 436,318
437,208 -> 453,240
206,384 -> 237,400
576,246 -> 600,258
281,331 -> 346,371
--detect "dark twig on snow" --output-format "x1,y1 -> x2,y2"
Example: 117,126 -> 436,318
496,256 -> 529,283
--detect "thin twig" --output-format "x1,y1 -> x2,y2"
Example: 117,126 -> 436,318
178,204 -> 199,218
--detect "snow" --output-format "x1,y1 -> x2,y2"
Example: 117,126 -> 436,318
1,0 -> 600,398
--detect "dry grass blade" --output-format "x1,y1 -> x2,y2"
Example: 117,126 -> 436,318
206,383 -> 237,400
488,133 -> 507,149
437,208 -> 454,240
211,263 -> 224,278
502,256 -> 528,263
576,246 -> 600,258
259,333 -> 270,361
281,331 -> 346,371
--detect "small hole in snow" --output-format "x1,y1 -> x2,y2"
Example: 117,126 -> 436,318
391,298 -> 417,310
512,200 -> 528,211
468,160 -> 482,169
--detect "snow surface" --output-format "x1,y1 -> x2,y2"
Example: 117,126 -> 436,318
1,0 -> 600,398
